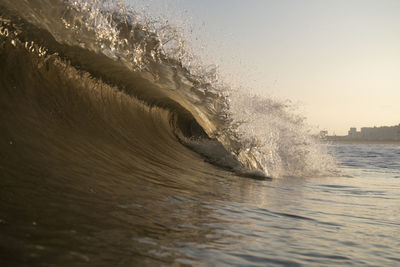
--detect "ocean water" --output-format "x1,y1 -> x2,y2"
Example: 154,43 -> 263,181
1,0 -> 399,266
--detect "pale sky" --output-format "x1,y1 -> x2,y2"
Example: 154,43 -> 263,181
130,0 -> 400,135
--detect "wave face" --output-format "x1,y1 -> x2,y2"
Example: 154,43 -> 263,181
0,0 -> 339,264
0,0 -> 335,180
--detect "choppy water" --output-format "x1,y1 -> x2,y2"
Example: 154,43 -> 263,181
1,0 -> 399,266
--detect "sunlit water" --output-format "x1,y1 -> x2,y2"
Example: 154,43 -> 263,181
1,1 -> 399,266
2,143 -> 399,266
127,143 -> 400,266
148,143 -> 400,266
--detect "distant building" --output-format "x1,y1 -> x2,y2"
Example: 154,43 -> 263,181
326,123 -> 400,142
348,127 -> 360,138
359,124 -> 400,141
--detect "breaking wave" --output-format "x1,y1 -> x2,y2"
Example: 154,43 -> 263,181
0,0 -> 336,178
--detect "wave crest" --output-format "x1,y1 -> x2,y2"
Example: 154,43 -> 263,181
0,0 -> 337,177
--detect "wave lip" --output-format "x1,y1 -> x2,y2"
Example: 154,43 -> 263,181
0,0 -> 337,178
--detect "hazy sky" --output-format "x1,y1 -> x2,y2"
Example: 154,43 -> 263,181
130,0 -> 400,135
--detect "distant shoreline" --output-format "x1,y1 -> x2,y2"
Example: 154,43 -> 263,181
318,124 -> 400,145
322,140 -> 400,145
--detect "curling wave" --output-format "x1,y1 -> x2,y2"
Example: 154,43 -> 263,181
0,0 -> 335,179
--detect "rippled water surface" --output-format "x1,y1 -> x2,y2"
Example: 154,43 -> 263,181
1,0 -> 399,265
2,144 -> 400,266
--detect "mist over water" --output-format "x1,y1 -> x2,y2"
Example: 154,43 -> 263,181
1,0 -> 398,266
